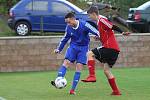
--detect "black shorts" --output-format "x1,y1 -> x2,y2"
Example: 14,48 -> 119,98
91,47 -> 119,68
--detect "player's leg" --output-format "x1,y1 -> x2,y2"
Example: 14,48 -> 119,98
51,46 -> 76,87
81,50 -> 96,82
103,63 -> 121,95
70,46 -> 87,94
51,59 -> 71,87
103,48 -> 121,95
57,59 -> 70,77
70,63 -> 83,95
56,46 -> 77,77
82,46 -> 103,82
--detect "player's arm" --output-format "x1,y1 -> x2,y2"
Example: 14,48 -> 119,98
85,22 -> 100,37
101,18 -> 130,36
55,27 -> 71,53
112,25 -> 130,36
86,21 -> 97,29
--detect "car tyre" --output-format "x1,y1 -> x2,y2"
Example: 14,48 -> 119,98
15,21 -> 31,36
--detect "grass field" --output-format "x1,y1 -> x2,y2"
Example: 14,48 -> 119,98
0,67 -> 150,100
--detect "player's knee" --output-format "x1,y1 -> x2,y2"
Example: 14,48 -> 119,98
63,59 -> 71,67
76,63 -> 83,71
87,51 -> 93,56
87,51 -> 94,58
104,69 -> 114,78
104,69 -> 109,75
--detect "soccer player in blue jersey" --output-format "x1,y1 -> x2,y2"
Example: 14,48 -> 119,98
51,12 -> 99,95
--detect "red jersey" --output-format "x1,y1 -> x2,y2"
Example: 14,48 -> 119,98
97,15 -> 120,51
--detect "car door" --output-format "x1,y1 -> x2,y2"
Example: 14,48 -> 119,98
44,1 -> 73,32
25,0 -> 49,31
145,7 -> 150,22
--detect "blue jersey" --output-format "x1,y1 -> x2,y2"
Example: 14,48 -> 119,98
57,19 -> 99,52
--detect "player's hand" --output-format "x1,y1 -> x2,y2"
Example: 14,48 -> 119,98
54,49 -> 60,54
93,36 -> 99,41
122,32 -> 131,36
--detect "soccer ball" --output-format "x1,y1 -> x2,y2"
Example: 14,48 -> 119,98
55,77 -> 67,89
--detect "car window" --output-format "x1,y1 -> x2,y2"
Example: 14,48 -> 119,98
26,1 -> 48,11
51,2 -> 72,14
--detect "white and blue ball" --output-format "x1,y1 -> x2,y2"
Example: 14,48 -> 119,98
55,77 -> 67,89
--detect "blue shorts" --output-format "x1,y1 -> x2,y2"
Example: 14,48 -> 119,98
65,44 -> 89,65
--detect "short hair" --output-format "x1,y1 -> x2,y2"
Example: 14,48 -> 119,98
87,6 -> 99,15
65,12 -> 75,19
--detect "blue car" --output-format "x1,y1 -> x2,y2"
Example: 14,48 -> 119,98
8,0 -> 92,36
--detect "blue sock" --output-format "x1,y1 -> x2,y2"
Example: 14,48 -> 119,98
57,65 -> 67,77
71,71 -> 81,90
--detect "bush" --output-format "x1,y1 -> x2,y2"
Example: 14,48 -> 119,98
0,0 -> 20,15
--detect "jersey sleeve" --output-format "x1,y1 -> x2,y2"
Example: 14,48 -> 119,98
57,26 -> 71,52
100,18 -> 113,29
85,22 -> 100,37
112,25 -> 123,33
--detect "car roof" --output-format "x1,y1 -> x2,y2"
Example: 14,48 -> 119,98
19,0 -> 83,13
137,1 -> 150,10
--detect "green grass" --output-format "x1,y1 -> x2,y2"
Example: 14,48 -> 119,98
0,67 -> 150,100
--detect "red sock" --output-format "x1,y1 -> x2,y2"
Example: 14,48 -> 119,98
88,60 -> 95,76
108,78 -> 120,93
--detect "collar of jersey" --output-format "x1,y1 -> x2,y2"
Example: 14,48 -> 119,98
72,20 -> 79,30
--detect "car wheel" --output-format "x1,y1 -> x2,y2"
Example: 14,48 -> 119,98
15,21 -> 31,36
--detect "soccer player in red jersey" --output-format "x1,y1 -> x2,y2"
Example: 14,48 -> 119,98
81,6 -> 130,95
